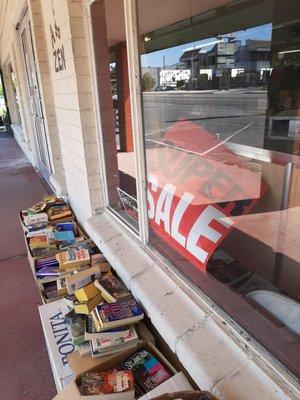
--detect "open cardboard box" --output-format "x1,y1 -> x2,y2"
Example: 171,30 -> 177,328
22,223 -> 88,280
52,341 -> 177,400
37,278 -> 65,304
19,209 -> 76,234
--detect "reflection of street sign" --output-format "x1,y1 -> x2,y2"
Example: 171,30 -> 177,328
215,69 -> 223,77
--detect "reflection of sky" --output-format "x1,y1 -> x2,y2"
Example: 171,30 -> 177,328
141,23 -> 272,68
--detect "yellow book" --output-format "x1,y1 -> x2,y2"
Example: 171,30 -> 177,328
74,282 -> 100,302
74,293 -> 103,315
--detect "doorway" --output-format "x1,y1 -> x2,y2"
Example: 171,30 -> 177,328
18,10 -> 52,178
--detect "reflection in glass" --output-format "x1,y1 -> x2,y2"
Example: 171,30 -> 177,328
9,63 -> 22,126
91,0 -> 139,232
138,0 -> 300,378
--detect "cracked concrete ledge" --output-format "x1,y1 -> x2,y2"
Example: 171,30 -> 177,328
85,212 -> 299,400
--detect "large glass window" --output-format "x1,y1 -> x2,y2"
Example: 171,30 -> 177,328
137,0 -> 300,378
91,0 -> 139,232
8,63 -> 22,127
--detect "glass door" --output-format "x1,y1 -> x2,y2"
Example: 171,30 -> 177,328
18,10 -> 51,177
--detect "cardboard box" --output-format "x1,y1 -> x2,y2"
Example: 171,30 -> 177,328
22,224 -> 88,282
138,372 -> 193,400
66,266 -> 101,295
52,341 -> 177,400
39,300 -> 76,391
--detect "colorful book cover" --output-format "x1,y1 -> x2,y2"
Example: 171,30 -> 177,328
48,205 -> 72,220
23,212 -> 48,227
49,230 -> 75,245
97,298 -> 144,326
36,266 -> 59,277
55,222 -> 78,235
60,248 -> 90,263
27,201 -> 47,215
96,276 -> 131,302
118,348 -> 171,394
64,310 -> 86,346
36,258 -> 59,269
92,325 -> 138,350
26,222 -> 49,232
29,234 -> 54,250
81,371 -> 134,395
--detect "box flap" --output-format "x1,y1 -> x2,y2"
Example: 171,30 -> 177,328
138,372 -> 193,400
67,350 -> 117,377
52,381 -> 81,400
55,341 -> 177,400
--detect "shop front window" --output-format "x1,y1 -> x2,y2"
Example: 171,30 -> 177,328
137,0 -> 300,378
9,62 -> 22,127
91,0 -> 139,232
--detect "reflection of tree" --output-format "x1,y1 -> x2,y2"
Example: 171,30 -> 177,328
142,72 -> 155,92
176,79 -> 186,90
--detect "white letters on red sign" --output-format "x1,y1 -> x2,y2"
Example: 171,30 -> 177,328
147,175 -> 233,268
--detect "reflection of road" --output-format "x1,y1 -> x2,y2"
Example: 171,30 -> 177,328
143,90 -> 267,149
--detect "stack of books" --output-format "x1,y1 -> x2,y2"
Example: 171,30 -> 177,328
21,195 -> 194,399
63,271 -> 144,359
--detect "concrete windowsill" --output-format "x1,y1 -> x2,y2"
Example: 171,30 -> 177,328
84,211 -> 299,400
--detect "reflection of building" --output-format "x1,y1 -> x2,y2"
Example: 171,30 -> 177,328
179,49 -> 201,77
205,38 -> 240,72
235,39 -> 271,72
159,69 -> 191,87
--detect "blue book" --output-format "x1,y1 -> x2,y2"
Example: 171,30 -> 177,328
55,222 -> 78,235
49,231 -> 75,245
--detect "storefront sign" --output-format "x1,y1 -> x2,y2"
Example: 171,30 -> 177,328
146,120 -> 268,270
50,21 -> 66,73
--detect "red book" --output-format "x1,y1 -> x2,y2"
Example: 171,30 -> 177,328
81,370 -> 134,396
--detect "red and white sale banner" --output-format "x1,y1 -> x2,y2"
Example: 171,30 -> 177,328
146,120 -> 268,270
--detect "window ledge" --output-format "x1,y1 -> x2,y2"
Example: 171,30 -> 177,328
84,212 -> 299,400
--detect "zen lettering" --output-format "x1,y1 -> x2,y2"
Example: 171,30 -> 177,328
50,21 -> 66,73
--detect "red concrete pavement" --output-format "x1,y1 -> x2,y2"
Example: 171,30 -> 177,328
0,131 -> 56,399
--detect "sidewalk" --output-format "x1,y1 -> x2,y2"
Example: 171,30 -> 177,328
0,131 -> 56,400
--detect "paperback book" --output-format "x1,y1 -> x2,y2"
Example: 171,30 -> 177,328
65,310 -> 86,346
85,314 -> 131,341
47,205 -> 73,221
81,370 -> 134,399
90,325 -> 139,357
56,248 -> 90,272
118,348 -> 171,395
36,266 -> 59,278
94,276 -> 131,303
23,212 -> 48,227
74,293 -> 103,315
94,297 -> 144,331
54,221 -> 78,236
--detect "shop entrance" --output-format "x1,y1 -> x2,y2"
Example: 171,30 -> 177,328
18,10 -> 51,178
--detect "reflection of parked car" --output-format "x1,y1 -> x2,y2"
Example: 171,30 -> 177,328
155,86 -> 168,91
